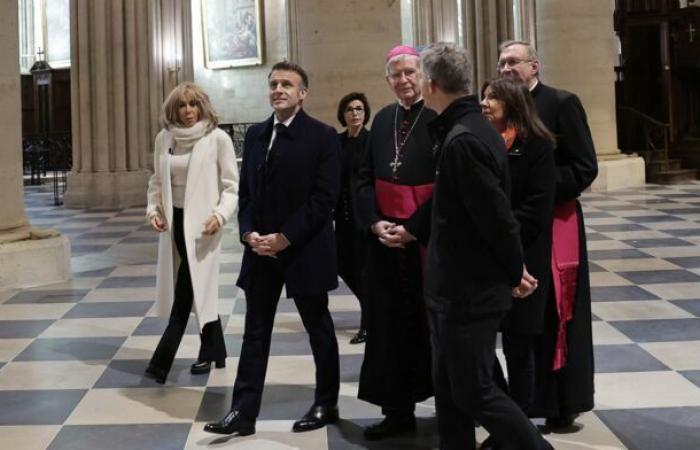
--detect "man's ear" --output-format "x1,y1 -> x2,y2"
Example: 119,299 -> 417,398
299,87 -> 308,101
427,78 -> 436,95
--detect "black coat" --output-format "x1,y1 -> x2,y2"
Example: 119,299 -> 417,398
334,128 -> 370,319
532,83 -> 598,202
501,136 -> 555,334
425,96 -> 523,314
530,82 -> 597,417
236,109 -> 341,297
335,128 -> 368,232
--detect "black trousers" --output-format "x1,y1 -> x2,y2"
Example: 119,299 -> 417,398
335,221 -> 369,330
231,255 -> 340,420
428,308 -> 550,450
494,332 -> 536,414
149,207 -> 226,374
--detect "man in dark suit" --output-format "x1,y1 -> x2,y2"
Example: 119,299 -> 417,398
498,40 -> 598,429
420,42 -> 552,450
204,61 -> 341,436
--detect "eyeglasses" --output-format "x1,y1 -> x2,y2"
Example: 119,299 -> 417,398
345,106 -> 365,114
497,58 -> 532,70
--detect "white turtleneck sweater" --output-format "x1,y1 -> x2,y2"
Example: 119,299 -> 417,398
170,140 -> 194,208
169,121 -> 208,209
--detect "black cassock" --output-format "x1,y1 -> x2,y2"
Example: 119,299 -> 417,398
530,82 -> 598,419
355,100 -> 436,411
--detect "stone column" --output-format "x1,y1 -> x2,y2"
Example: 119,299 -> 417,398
65,0 -> 193,208
286,0 -> 402,126
0,0 -> 70,289
535,0 -> 645,191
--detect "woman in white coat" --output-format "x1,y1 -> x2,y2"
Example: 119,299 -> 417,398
145,82 -> 239,384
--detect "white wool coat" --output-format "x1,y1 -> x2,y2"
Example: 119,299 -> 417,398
146,127 -> 239,332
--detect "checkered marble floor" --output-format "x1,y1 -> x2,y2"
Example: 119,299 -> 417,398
3,184 -> 700,449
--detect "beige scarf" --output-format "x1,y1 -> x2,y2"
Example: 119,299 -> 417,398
169,120 -> 210,150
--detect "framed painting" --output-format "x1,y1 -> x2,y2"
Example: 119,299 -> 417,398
201,0 -> 264,69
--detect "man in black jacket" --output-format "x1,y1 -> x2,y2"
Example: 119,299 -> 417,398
498,40 -> 597,428
204,61 -> 341,437
420,42 -> 553,450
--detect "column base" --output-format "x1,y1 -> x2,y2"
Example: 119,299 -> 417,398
0,234 -> 71,289
64,170 -> 151,209
590,154 -> 646,192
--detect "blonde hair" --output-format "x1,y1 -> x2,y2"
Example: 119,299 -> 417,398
160,82 -> 219,132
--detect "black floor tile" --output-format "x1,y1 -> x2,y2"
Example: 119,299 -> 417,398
593,344 -> 669,373
0,390 -> 87,425
15,337 -> 126,361
0,319 -> 55,338
63,301 -> 153,318
618,270 -> 700,284
610,318 -> 700,342
596,407 -> 700,450
591,286 -> 660,302
47,424 -> 191,450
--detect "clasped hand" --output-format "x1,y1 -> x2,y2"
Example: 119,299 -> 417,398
371,220 -> 416,248
246,232 -> 289,257
512,266 -> 538,299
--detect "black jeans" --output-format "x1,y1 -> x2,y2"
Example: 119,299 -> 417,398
428,308 -> 551,450
149,207 -> 226,374
231,255 -> 340,420
494,331 -> 536,414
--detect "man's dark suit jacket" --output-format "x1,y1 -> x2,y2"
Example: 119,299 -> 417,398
236,109 -> 341,297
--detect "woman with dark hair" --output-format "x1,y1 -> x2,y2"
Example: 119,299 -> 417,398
480,77 -> 556,425
335,92 -> 371,344
145,82 -> 238,384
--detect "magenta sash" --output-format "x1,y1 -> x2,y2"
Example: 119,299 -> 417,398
551,200 -> 580,371
375,179 -> 433,264
375,179 -> 434,220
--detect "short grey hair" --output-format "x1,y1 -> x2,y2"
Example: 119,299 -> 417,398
498,40 -> 539,60
385,54 -> 420,76
420,42 -> 472,95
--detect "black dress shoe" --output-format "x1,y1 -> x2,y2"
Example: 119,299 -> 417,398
545,413 -> 577,429
364,414 -> 416,440
292,405 -> 339,432
144,365 -> 167,384
204,409 -> 255,436
349,329 -> 367,344
190,359 -> 226,375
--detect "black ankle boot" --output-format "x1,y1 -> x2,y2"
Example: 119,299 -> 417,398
191,359 -> 226,375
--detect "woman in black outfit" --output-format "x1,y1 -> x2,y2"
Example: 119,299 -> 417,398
335,92 -> 371,344
480,77 -> 556,427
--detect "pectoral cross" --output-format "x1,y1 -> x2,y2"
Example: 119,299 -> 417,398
389,159 -> 402,172
688,23 -> 696,43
